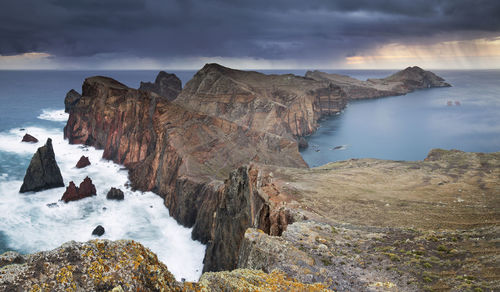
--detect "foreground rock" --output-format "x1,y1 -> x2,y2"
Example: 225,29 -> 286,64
139,71 -> 182,101
21,133 -> 38,143
0,240 -> 180,291
19,138 -> 64,193
75,155 -> 90,168
61,177 -> 97,202
106,187 -> 124,200
306,66 -> 451,100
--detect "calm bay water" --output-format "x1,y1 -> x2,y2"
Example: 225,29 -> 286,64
0,69 -> 498,279
299,70 -> 500,167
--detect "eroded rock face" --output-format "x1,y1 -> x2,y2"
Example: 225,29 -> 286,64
175,63 -> 347,138
21,133 -> 38,143
64,89 -> 81,113
19,138 -> 64,193
75,155 -> 90,168
139,71 -> 182,101
306,66 -> 450,100
63,74 -> 306,272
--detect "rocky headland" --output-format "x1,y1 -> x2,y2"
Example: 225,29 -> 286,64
5,65 -> 498,291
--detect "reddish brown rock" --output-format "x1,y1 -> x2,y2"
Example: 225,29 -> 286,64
21,133 -> 38,143
75,155 -> 90,168
61,177 -> 97,203
139,71 -> 182,101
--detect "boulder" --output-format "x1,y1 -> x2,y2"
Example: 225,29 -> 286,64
21,134 -> 38,143
64,89 -> 81,113
106,187 -> 124,201
75,155 -> 90,168
139,71 -> 181,101
91,225 -> 105,236
20,138 -> 64,193
61,177 -> 97,203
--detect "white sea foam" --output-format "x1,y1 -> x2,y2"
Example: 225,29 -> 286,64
0,126 -> 205,281
38,109 -> 69,122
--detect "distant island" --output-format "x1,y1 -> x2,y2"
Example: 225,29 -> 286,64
3,65 -> 498,291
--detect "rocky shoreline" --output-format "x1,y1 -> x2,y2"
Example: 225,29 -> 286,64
3,65 -> 498,291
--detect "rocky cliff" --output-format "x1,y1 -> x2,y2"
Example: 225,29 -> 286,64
59,65 -> 494,291
306,66 -> 450,100
139,71 -> 182,101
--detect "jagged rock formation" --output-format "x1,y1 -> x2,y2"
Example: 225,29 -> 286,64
139,71 -> 182,101
75,155 -> 90,168
64,89 -> 81,113
306,66 -> 451,100
19,138 -> 64,193
0,240 -> 329,291
61,177 -> 97,203
21,133 -> 38,143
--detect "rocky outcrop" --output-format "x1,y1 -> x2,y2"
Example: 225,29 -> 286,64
0,240 -> 328,291
75,155 -> 90,168
21,133 -> 38,143
175,63 -> 347,138
64,89 -> 81,113
139,71 -> 182,101
306,66 -> 450,100
19,138 -> 64,193
106,187 -> 124,200
0,240 -> 181,291
61,177 -> 97,203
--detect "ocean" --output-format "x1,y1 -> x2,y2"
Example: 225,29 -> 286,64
0,69 -> 499,281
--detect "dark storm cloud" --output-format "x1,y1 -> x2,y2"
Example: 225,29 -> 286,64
0,0 -> 499,61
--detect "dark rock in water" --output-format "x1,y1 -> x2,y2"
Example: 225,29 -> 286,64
106,187 -> 124,201
61,177 -> 97,203
64,89 -> 81,113
91,225 -> 105,236
20,138 -> 64,193
298,137 -> 308,149
139,71 -> 181,101
21,134 -> 38,143
333,145 -> 342,150
46,202 -> 58,208
75,155 -> 90,168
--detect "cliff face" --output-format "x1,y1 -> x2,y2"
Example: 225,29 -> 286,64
306,66 -> 450,100
64,74 -> 306,271
63,65 -> 461,282
175,64 -> 347,138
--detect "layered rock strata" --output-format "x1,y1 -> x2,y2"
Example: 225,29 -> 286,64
19,138 -> 64,193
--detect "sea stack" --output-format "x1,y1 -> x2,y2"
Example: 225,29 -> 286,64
61,177 -> 97,203
19,138 -> 64,193
21,134 -> 38,143
75,156 -> 91,168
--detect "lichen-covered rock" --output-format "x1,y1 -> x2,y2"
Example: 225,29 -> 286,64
197,268 -> 331,291
0,240 -> 181,291
19,138 -> 64,193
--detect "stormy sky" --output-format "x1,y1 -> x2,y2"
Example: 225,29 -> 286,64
1,0 -> 499,69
